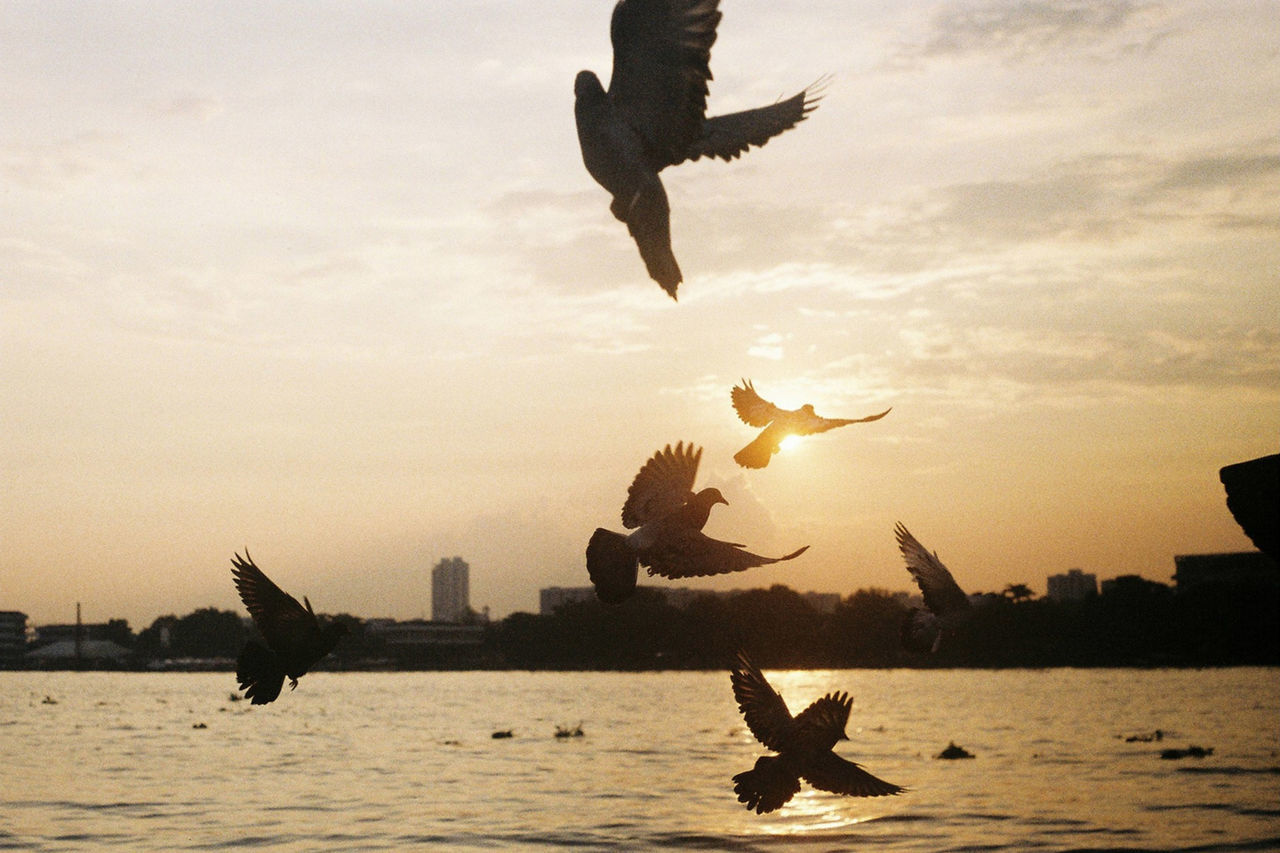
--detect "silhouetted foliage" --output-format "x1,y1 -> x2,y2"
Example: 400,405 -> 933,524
136,608 -> 247,659
489,576 -> 1278,670
39,572 -> 1280,671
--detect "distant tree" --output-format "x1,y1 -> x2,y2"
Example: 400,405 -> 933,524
1002,583 -> 1035,603
103,618 -> 134,648
136,609 -> 246,659
826,589 -> 906,667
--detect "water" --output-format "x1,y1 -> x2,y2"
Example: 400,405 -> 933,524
1,668 -> 1276,851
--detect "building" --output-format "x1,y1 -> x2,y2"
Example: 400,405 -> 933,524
540,586 -> 597,614
367,619 -> 484,649
538,586 -> 843,615
1173,551 -> 1278,592
431,557 -> 470,623
26,639 -> 132,666
1046,569 -> 1098,602
0,611 -> 27,668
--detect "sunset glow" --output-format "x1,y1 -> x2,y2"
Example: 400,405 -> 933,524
1,1 -> 1276,628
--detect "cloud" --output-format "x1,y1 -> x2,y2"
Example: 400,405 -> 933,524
903,0 -> 1164,63
150,92 -> 225,121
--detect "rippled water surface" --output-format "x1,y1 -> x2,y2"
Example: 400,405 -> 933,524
1,668 -> 1276,851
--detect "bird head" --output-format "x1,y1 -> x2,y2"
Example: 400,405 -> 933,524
696,487 -> 729,508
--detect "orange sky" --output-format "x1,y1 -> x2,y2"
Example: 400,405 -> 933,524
3,1 -> 1276,628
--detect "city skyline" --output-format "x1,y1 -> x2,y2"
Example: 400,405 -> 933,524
3,1 -> 1276,628
6,546 -> 1255,631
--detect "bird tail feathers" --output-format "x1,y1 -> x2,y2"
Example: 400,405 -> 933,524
619,177 -> 681,299
733,755 -> 801,814
733,433 -> 776,468
586,528 -> 639,604
236,639 -> 286,705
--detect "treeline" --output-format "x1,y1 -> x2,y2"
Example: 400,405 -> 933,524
494,578 -> 1279,669
24,576 -> 1279,670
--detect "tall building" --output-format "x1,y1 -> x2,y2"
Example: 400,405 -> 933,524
1046,569 -> 1098,602
432,557 -> 470,623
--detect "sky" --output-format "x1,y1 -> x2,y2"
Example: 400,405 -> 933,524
3,0 -> 1277,629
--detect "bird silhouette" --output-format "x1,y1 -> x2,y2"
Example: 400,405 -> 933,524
230,551 -> 348,704
586,441 -> 808,603
574,0 -> 825,299
1219,451 -> 1279,560
731,380 -> 891,469
730,649 -> 903,813
895,523 -> 981,654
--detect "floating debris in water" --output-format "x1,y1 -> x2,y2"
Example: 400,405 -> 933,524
228,692 -> 243,703
936,742 -> 975,759
1161,745 -> 1213,760
192,722 -> 208,729
41,696 -> 57,705
491,730 -> 514,739
554,723 -> 584,738
1123,729 -> 1163,742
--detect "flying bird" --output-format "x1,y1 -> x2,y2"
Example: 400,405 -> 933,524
730,649 -> 903,813
586,441 -> 808,603
895,522 -> 983,654
230,551 -> 348,705
731,379 -> 891,469
1219,451 -> 1279,560
574,0 -> 825,299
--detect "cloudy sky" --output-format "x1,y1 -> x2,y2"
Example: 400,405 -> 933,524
3,0 -> 1277,629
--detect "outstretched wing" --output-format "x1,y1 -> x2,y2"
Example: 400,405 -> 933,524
895,523 -> 971,617
621,442 -> 702,528
794,406 -> 892,436
680,79 -> 826,165
802,751 -> 904,798
608,0 -> 721,168
792,691 -> 852,749
730,649 -> 793,751
732,379 -> 785,427
646,529 -> 808,578
230,552 -> 316,650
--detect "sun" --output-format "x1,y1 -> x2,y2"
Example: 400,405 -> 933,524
778,433 -> 804,453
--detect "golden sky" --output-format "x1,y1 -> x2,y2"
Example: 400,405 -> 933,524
3,1 -> 1277,628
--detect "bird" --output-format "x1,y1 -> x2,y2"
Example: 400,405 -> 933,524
731,379 -> 891,468
574,0 -> 825,299
730,649 -> 903,813
586,441 -> 808,603
230,551 -> 348,705
1219,451 -> 1279,560
894,522 -> 981,654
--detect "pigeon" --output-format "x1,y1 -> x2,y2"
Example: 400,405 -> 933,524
731,379 -> 891,468
230,551 -> 348,704
574,0 -> 825,299
586,441 -> 808,603
895,523 -> 981,654
1219,452 -> 1279,560
730,649 -> 903,813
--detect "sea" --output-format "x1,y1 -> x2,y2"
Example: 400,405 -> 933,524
1,668 -> 1276,852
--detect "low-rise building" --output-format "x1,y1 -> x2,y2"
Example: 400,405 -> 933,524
538,586 -> 842,615
0,611 -> 27,668
1173,551 -> 1278,591
1046,569 -> 1098,602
